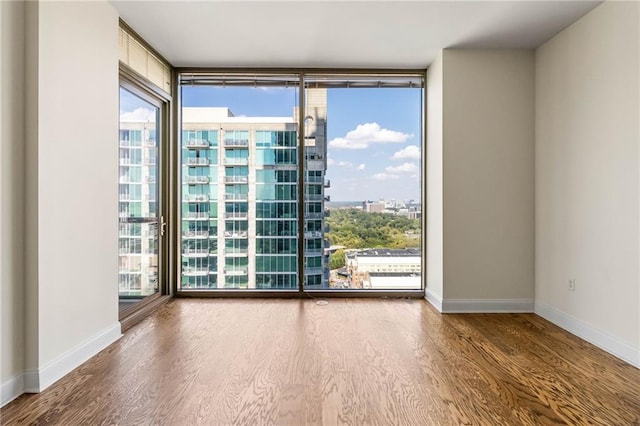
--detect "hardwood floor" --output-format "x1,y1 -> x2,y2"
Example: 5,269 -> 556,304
2,299 -> 639,425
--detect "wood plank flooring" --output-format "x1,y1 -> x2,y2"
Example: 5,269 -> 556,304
2,299 -> 639,425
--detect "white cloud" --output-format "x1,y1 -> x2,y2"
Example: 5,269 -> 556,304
120,107 -> 156,122
391,145 -> 420,160
337,161 -> 353,168
327,158 -> 335,166
329,123 -> 412,150
356,163 -> 366,171
385,162 -> 418,174
372,173 -> 400,181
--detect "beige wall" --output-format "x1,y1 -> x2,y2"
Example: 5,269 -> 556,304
1,0 -> 25,404
442,50 -> 535,304
18,1 -> 122,393
426,52 -> 444,304
535,1 -> 640,365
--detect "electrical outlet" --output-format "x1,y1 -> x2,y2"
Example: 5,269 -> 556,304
568,279 -> 576,291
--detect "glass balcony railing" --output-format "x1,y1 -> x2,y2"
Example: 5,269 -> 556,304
186,194 -> 210,202
224,230 -> 248,238
224,158 -> 248,166
182,249 -> 210,258
224,193 -> 248,201
183,230 -> 209,239
185,176 -> 210,184
182,267 -> 210,276
223,268 -> 248,275
185,158 -> 210,166
304,267 -> 324,275
185,139 -> 210,149
224,139 -> 249,147
224,176 -> 248,184
183,212 -> 210,220
225,212 -> 248,219
304,231 -> 323,239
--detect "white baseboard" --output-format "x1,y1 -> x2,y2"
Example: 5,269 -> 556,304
24,322 -> 122,393
535,302 -> 640,369
1,373 -> 24,407
441,298 -> 534,313
425,289 -> 443,312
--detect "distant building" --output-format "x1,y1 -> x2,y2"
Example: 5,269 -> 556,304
363,200 -> 385,213
345,248 -> 421,289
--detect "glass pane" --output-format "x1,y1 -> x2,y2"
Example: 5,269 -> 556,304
119,87 -> 160,309
304,76 -> 423,290
179,76 -> 300,290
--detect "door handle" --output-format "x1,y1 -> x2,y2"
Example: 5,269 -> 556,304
160,215 -> 167,237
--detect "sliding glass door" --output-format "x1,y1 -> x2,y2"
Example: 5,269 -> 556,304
118,84 -> 166,314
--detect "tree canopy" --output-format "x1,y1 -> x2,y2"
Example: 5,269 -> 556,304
326,209 -> 420,249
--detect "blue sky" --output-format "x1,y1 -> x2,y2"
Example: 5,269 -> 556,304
179,86 -> 423,202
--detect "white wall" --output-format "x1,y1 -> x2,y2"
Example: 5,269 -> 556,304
441,50 -> 535,311
21,1 -> 122,393
1,0 -> 26,406
535,1 -> 640,367
426,52 -> 444,308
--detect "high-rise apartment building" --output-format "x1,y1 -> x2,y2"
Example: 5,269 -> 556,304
179,88 -> 329,290
118,122 -> 159,297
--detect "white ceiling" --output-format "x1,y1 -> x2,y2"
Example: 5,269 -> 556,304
111,1 -> 601,69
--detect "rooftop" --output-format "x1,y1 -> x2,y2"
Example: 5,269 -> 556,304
182,107 -> 295,124
354,248 -> 421,258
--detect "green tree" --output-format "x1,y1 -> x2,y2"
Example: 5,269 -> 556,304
329,249 -> 345,270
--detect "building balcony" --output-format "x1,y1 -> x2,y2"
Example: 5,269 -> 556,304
223,139 -> 249,148
185,139 -> 210,149
305,212 -> 323,219
119,194 -> 141,202
225,212 -> 248,220
186,194 -> 210,202
324,209 -> 330,217
224,176 -> 248,184
144,175 -> 156,183
306,175 -> 322,183
223,268 -> 248,276
306,159 -> 324,170
185,176 -> 210,185
324,179 -> 330,188
306,194 -> 323,201
182,249 -> 210,258
119,176 -> 140,184
324,224 -> 330,233
183,230 -> 209,239
224,157 -> 249,166
224,249 -> 248,257
183,212 -> 210,221
225,193 -> 248,201
324,196 -> 330,202
119,158 -> 140,166
224,230 -> 248,238
182,267 -> 210,277
185,158 -> 210,166
305,249 -> 323,257
304,231 -> 323,239
119,140 -> 137,148
304,267 -> 324,275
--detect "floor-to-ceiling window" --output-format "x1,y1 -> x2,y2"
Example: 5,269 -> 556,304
177,71 -> 423,294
